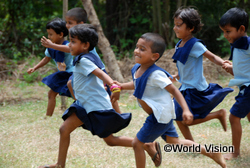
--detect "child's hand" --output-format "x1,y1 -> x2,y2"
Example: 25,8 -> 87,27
182,110 -> 193,125
41,36 -> 53,48
170,74 -> 179,83
110,92 -> 120,104
58,62 -> 66,71
222,60 -> 234,75
27,68 -> 35,74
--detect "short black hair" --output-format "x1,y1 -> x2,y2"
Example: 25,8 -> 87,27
66,7 -> 88,23
140,33 -> 166,61
219,7 -> 249,31
46,18 -> 68,37
173,7 -> 203,34
69,24 -> 98,51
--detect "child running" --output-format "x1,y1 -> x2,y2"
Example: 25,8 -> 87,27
41,7 -> 121,113
171,7 -> 233,141
27,18 -> 74,116
38,24 -> 159,168
114,32 -> 226,168
220,7 -> 250,160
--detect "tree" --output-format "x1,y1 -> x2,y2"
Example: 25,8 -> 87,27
82,0 -> 124,82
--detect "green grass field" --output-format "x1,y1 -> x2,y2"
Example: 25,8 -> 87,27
1,79 -> 250,168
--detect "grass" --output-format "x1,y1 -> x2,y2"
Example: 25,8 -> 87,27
1,78 -> 250,168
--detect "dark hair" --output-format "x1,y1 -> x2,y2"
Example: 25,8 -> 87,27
66,7 -> 88,23
69,24 -> 98,51
219,7 -> 249,31
46,18 -> 68,37
173,7 -> 203,34
140,33 -> 166,61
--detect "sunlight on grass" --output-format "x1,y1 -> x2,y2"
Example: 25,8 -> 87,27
1,78 -> 250,168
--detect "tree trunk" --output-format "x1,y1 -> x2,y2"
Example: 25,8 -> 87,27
82,0 -> 124,82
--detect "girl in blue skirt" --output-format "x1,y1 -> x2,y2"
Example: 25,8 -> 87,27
27,18 -> 74,117
38,24 -> 159,168
171,7 -> 234,141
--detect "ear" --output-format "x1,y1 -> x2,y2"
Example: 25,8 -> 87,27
189,26 -> 195,33
152,53 -> 160,61
238,25 -> 246,33
59,32 -> 64,38
82,42 -> 90,51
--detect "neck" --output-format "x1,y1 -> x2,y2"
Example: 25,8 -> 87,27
135,62 -> 154,78
57,38 -> 65,45
180,35 -> 194,47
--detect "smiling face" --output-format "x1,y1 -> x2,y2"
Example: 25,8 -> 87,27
173,17 -> 193,41
134,38 -> 158,65
220,24 -> 246,44
65,16 -> 83,30
46,28 -> 63,44
69,36 -> 88,56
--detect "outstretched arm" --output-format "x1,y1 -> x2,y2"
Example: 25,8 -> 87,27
41,36 -> 70,53
203,50 -> 225,66
165,84 -> 193,125
27,56 -> 51,74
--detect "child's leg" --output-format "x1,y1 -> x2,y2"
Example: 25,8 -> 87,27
188,109 -> 227,131
67,80 -> 76,100
132,137 -> 147,168
103,134 -> 133,147
112,101 -> 121,114
176,121 -> 194,141
247,112 -> 250,122
166,136 -> 226,168
38,112 -> 83,168
224,113 -> 241,160
46,89 -> 58,116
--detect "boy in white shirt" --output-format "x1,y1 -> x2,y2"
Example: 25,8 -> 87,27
114,32 -> 227,168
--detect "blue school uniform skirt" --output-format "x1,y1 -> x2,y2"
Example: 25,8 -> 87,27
174,83 -> 233,121
62,102 -> 132,138
42,71 -> 73,97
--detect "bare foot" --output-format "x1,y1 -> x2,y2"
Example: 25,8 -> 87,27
218,109 -> 227,132
144,142 -> 162,167
223,153 -> 240,160
209,152 -> 227,168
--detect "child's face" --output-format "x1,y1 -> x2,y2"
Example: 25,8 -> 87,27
220,24 -> 245,44
46,28 -> 62,44
134,38 -> 158,65
173,17 -> 193,40
66,16 -> 83,30
69,36 -> 87,56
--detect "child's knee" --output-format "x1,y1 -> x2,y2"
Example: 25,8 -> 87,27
229,113 -> 240,123
67,80 -> 72,88
59,124 -> 70,137
48,90 -> 58,99
104,137 -> 116,146
132,138 -> 143,149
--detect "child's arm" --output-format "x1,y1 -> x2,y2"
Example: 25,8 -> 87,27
41,36 -> 70,53
203,50 -> 225,66
222,60 -> 234,75
165,84 -> 193,125
91,68 -> 121,104
27,56 -> 51,74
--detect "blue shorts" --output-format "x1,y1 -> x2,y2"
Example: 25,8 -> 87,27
230,86 -> 250,118
136,114 -> 178,143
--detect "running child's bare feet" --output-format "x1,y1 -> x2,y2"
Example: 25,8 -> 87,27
208,152 -> 227,168
223,153 -> 240,160
218,109 -> 227,132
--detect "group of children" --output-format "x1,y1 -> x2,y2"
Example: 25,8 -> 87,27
27,6 -> 250,168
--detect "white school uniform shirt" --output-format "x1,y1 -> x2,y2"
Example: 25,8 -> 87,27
134,70 -> 176,124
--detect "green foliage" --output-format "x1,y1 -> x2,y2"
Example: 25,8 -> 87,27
216,33 -> 231,57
